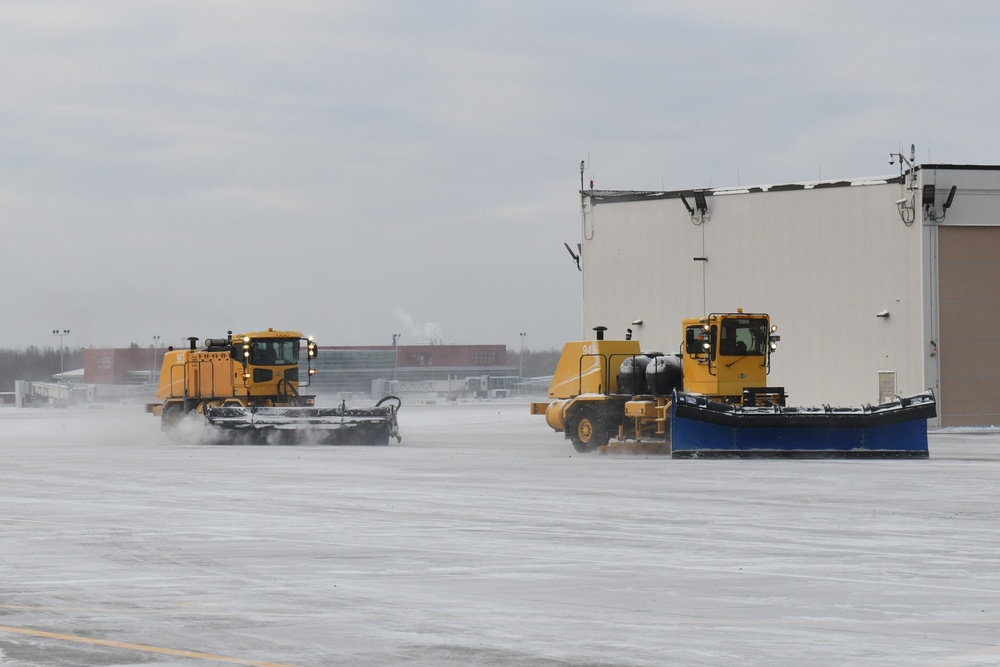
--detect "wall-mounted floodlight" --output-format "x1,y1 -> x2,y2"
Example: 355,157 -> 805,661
693,191 -> 708,215
925,185 -> 958,223
922,184 -> 936,209
942,185 -> 957,211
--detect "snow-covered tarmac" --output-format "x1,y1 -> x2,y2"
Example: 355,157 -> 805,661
0,401 -> 998,666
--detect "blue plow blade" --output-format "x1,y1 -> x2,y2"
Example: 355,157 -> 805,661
669,390 -> 935,458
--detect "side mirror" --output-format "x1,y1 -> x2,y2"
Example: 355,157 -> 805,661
685,326 -> 710,355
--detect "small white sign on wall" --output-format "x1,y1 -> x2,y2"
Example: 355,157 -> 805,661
878,371 -> 896,404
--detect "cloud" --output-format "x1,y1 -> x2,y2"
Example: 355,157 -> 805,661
1,1 -> 999,350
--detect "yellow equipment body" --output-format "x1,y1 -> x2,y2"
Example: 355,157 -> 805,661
147,329 -> 400,445
678,312 -> 772,398
546,338 -> 641,398
149,329 -> 315,418
532,311 -> 782,452
530,338 -> 639,437
533,311 -> 934,458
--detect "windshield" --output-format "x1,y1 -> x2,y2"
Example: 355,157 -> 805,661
718,318 -> 768,356
247,339 -> 300,366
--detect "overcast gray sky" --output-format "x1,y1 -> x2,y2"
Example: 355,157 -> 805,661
2,1 -> 997,352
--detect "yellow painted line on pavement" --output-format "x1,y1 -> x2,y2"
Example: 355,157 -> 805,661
0,624 -> 298,667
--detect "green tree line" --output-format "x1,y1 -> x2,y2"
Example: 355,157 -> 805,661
0,347 -> 84,392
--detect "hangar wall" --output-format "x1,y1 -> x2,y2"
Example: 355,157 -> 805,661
580,178 -> 927,410
580,164 -> 1000,425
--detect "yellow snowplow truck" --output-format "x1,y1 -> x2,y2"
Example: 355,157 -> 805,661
146,329 -> 401,445
531,311 -> 934,458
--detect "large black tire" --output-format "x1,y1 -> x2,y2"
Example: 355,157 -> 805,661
161,403 -> 184,432
569,405 -> 610,453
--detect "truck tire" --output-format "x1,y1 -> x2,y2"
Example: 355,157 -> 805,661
161,403 -> 184,432
569,405 -> 609,452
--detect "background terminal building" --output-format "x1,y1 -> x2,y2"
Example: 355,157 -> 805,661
66,343 -> 517,404
578,161 -> 1000,427
310,343 -> 517,399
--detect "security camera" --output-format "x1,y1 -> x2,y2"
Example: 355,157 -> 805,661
876,310 -> 889,318
895,198 -> 907,205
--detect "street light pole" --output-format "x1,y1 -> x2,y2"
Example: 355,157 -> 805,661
518,332 -> 527,379
52,329 -> 70,376
392,333 -> 401,383
151,335 -> 161,383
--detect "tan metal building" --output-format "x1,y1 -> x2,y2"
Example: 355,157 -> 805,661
579,164 -> 1000,427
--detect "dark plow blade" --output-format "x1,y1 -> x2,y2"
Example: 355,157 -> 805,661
669,390 -> 935,458
205,404 -> 400,445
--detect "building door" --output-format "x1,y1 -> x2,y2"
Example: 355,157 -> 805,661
938,226 -> 1000,426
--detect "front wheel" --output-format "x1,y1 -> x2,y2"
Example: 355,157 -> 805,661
161,403 -> 185,432
569,405 -> 609,453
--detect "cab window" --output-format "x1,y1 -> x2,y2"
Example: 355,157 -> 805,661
718,318 -> 767,356
249,339 -> 299,366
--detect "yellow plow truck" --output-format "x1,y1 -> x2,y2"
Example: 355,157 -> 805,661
147,329 -> 400,445
531,311 -> 934,458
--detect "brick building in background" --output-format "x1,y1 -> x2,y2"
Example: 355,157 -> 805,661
80,343 -> 517,398
84,348 -> 166,385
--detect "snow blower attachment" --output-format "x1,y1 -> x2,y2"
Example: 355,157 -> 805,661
530,311 -> 934,458
204,397 -> 401,445
146,330 -> 401,445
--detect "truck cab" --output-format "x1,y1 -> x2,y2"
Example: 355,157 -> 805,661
149,329 -> 318,422
681,312 -> 778,401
